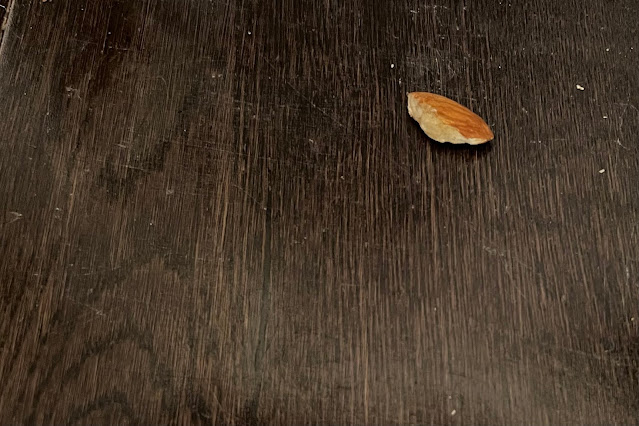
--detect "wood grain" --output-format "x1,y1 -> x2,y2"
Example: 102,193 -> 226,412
1,0 -> 638,424
0,0 -> 12,47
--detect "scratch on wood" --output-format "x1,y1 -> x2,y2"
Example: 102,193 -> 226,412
65,296 -> 107,318
261,56 -> 346,129
0,0 -> 15,53
246,165 -> 273,422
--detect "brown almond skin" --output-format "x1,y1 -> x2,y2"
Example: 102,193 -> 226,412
407,92 -> 494,145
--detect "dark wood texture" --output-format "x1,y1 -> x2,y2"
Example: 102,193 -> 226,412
0,0 -> 12,46
1,0 -> 638,424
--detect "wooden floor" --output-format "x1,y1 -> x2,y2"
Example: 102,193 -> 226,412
1,0 -> 638,424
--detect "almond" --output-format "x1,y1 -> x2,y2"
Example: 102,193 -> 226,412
407,92 -> 494,145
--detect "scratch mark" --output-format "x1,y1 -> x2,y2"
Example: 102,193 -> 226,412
615,138 -> 629,150
4,211 -> 23,225
0,0 -> 16,49
261,56 -> 346,129
123,164 -> 150,172
246,166 -> 273,422
65,296 -> 107,318
149,75 -> 170,105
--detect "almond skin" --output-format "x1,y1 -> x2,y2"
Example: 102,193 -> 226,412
407,92 -> 494,145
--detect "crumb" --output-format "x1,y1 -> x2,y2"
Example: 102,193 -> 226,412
576,84 -> 585,91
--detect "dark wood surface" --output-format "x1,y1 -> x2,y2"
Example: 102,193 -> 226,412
1,0 -> 638,424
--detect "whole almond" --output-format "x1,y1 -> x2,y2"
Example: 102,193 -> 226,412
407,92 -> 494,145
